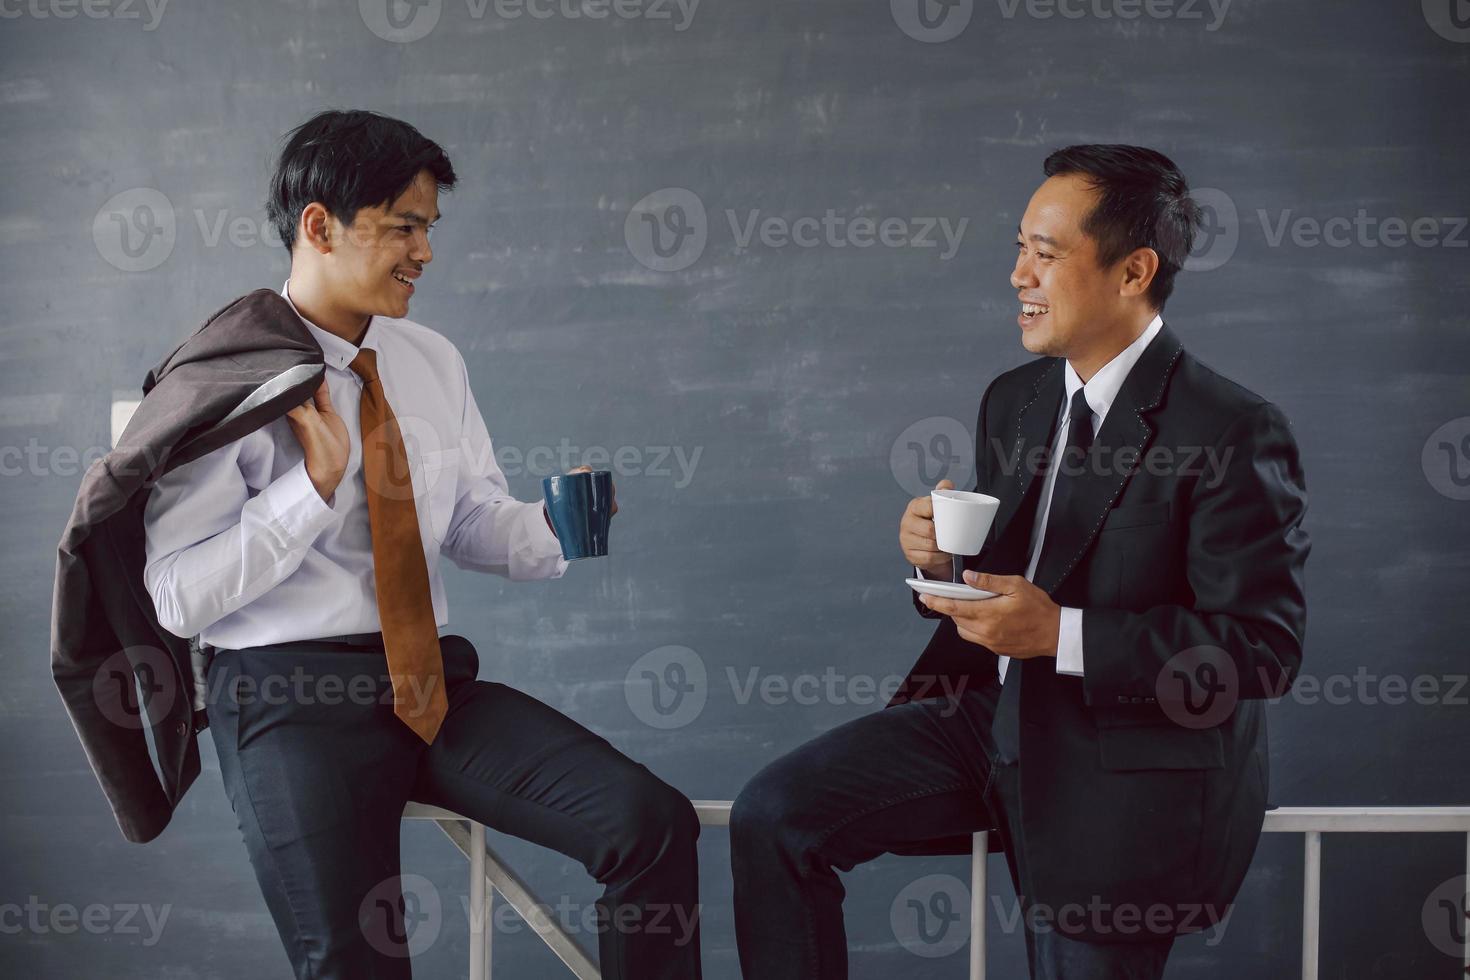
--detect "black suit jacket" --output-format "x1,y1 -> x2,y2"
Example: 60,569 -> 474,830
889,322 -> 1310,941
51,290 -> 326,843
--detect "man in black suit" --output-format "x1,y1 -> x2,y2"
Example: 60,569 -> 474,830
729,144 -> 1310,978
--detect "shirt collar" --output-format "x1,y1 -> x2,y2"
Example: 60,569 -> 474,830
1062,312 -> 1164,425
281,278 -> 377,373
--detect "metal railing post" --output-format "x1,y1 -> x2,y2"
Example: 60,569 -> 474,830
970,831 -> 987,980
470,820 -> 488,980
1301,830 -> 1320,980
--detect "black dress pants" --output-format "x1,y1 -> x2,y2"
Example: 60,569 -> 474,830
729,686 -> 1174,979
204,632 -> 702,980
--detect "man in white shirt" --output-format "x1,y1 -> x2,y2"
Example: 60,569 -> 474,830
144,110 -> 702,980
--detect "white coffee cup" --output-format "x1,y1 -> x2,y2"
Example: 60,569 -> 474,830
930,489 -> 1001,556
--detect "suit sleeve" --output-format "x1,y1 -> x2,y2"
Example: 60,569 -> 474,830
912,381 -> 994,621
1080,401 -> 1310,705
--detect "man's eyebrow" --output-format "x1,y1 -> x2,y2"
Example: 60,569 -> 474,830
1016,225 -> 1061,248
391,209 -> 442,225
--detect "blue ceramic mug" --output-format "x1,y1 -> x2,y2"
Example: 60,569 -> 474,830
541,470 -> 613,560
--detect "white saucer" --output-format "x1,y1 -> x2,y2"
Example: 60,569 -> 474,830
906,578 -> 999,601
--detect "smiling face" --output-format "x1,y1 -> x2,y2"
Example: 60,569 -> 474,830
304,168 -> 439,324
1011,173 -> 1152,368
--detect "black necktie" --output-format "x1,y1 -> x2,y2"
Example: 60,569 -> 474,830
1035,386 -> 1097,581
992,386 -> 1094,763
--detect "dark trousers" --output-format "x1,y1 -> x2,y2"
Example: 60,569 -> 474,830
204,633 -> 702,980
729,686 -> 1174,980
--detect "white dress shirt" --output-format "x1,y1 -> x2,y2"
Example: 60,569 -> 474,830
142,279 -> 568,649
921,313 -> 1164,683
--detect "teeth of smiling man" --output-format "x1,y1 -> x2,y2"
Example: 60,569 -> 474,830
1022,303 -> 1049,316
393,272 -> 413,285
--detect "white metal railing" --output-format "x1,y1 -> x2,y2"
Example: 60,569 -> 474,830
403,802 -> 1470,980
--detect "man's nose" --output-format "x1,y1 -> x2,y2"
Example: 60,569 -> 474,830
1010,254 -> 1036,290
410,228 -> 433,264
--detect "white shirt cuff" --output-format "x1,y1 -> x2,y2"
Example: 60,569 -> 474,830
519,502 -> 571,579
262,459 -> 341,543
531,503 -> 563,554
1055,606 -> 1084,676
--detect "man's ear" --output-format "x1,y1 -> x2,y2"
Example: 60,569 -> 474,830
299,203 -> 334,255
1119,247 -> 1159,300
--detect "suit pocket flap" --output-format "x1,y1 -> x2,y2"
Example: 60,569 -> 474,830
1098,723 -> 1224,771
1100,499 -> 1171,531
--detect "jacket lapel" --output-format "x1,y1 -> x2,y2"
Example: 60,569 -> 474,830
987,358 -> 1064,560
1030,322 -> 1185,595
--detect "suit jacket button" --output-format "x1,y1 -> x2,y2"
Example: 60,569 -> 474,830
175,720 -> 189,735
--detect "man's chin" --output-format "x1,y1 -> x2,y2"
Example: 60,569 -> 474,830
364,292 -> 410,318
1020,330 -> 1056,357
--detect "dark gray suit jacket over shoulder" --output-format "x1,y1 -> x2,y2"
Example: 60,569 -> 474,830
50,289 -> 325,844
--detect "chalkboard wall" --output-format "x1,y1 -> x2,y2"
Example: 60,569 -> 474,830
3,1 -> 1468,977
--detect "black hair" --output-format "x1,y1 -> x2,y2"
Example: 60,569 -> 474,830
266,109 -> 457,254
1041,144 -> 1201,311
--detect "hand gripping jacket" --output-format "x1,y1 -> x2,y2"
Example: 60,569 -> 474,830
51,289 -> 325,843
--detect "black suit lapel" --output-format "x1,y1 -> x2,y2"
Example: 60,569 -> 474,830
1031,323 -> 1185,595
982,359 -> 1063,570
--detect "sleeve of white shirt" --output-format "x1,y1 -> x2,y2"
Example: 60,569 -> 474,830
1055,606 -> 1085,675
440,349 -> 569,581
142,436 -> 343,639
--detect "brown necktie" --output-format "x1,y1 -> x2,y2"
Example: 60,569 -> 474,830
348,347 -> 448,744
